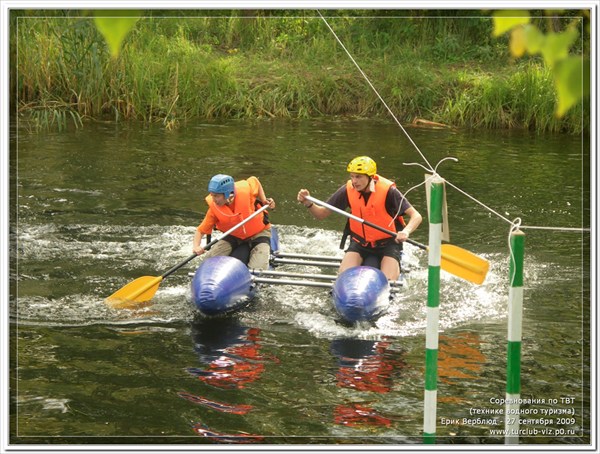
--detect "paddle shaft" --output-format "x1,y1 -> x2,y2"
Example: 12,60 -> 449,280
304,195 -> 427,251
305,195 -> 489,284
161,203 -> 270,279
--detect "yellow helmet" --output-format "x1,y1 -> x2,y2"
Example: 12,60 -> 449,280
347,156 -> 377,176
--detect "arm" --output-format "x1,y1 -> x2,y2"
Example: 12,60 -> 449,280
395,206 -> 423,243
193,229 -> 206,255
251,176 -> 276,209
386,187 -> 422,243
297,188 -> 331,220
193,210 -> 216,255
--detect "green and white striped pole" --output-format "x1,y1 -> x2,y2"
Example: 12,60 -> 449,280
505,228 -> 525,444
423,175 -> 444,443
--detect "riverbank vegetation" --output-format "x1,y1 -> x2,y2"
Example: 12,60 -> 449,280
12,10 -> 588,133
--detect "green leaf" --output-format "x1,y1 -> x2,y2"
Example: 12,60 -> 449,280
540,27 -> 578,68
523,24 -> 545,54
509,27 -> 526,57
492,10 -> 530,36
94,10 -> 140,58
554,56 -> 587,117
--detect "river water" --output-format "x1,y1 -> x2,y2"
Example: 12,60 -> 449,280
9,118 -> 591,447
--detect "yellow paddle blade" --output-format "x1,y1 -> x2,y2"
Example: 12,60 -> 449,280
440,244 -> 490,285
105,275 -> 163,309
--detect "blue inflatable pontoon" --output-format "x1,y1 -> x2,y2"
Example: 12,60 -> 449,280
191,226 -> 395,322
332,266 -> 390,323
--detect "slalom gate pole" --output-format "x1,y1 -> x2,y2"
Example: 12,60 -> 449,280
505,229 -> 525,444
423,175 -> 444,443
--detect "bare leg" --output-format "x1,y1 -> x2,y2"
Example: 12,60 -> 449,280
338,251 -> 363,274
380,256 -> 400,281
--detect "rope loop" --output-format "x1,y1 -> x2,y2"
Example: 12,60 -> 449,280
434,156 -> 459,174
510,217 -> 523,233
403,161 -> 434,173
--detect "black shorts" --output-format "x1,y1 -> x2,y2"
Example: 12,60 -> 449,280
223,235 -> 271,264
222,235 -> 271,249
346,239 -> 402,267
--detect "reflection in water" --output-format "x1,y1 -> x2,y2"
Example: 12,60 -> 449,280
331,338 -> 405,393
437,331 -> 486,405
330,338 -> 406,428
333,403 -> 392,428
178,392 -> 253,415
186,316 -> 278,389
182,316 -> 278,442
191,422 -> 265,443
438,332 -> 485,384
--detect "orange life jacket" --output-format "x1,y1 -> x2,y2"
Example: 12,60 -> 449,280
346,175 -> 404,247
205,180 -> 269,240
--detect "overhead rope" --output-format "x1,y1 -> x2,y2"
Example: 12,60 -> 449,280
517,225 -> 590,232
317,11 -> 590,235
317,10 -> 434,173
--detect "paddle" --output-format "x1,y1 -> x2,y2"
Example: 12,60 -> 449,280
304,195 -> 489,285
106,204 -> 270,309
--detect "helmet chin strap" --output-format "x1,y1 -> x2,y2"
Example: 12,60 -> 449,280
368,177 -> 376,193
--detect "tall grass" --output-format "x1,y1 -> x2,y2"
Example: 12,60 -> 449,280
439,63 -> 584,133
12,11 -> 586,134
17,17 -> 103,129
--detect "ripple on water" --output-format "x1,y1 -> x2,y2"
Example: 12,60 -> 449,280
14,223 -> 512,337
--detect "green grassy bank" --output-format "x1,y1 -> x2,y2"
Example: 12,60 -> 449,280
12,10 -> 587,134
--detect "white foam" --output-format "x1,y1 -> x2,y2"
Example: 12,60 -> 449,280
13,223 -> 515,337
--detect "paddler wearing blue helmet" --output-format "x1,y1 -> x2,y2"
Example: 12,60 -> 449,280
193,174 -> 276,269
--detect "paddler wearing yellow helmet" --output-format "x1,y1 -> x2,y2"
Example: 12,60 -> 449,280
297,156 -> 422,281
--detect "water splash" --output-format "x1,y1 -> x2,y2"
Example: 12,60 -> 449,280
13,222 -> 510,337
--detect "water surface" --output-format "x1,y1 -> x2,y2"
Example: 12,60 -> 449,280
9,119 -> 590,446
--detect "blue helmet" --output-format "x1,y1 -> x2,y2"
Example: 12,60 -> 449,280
208,174 -> 235,198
